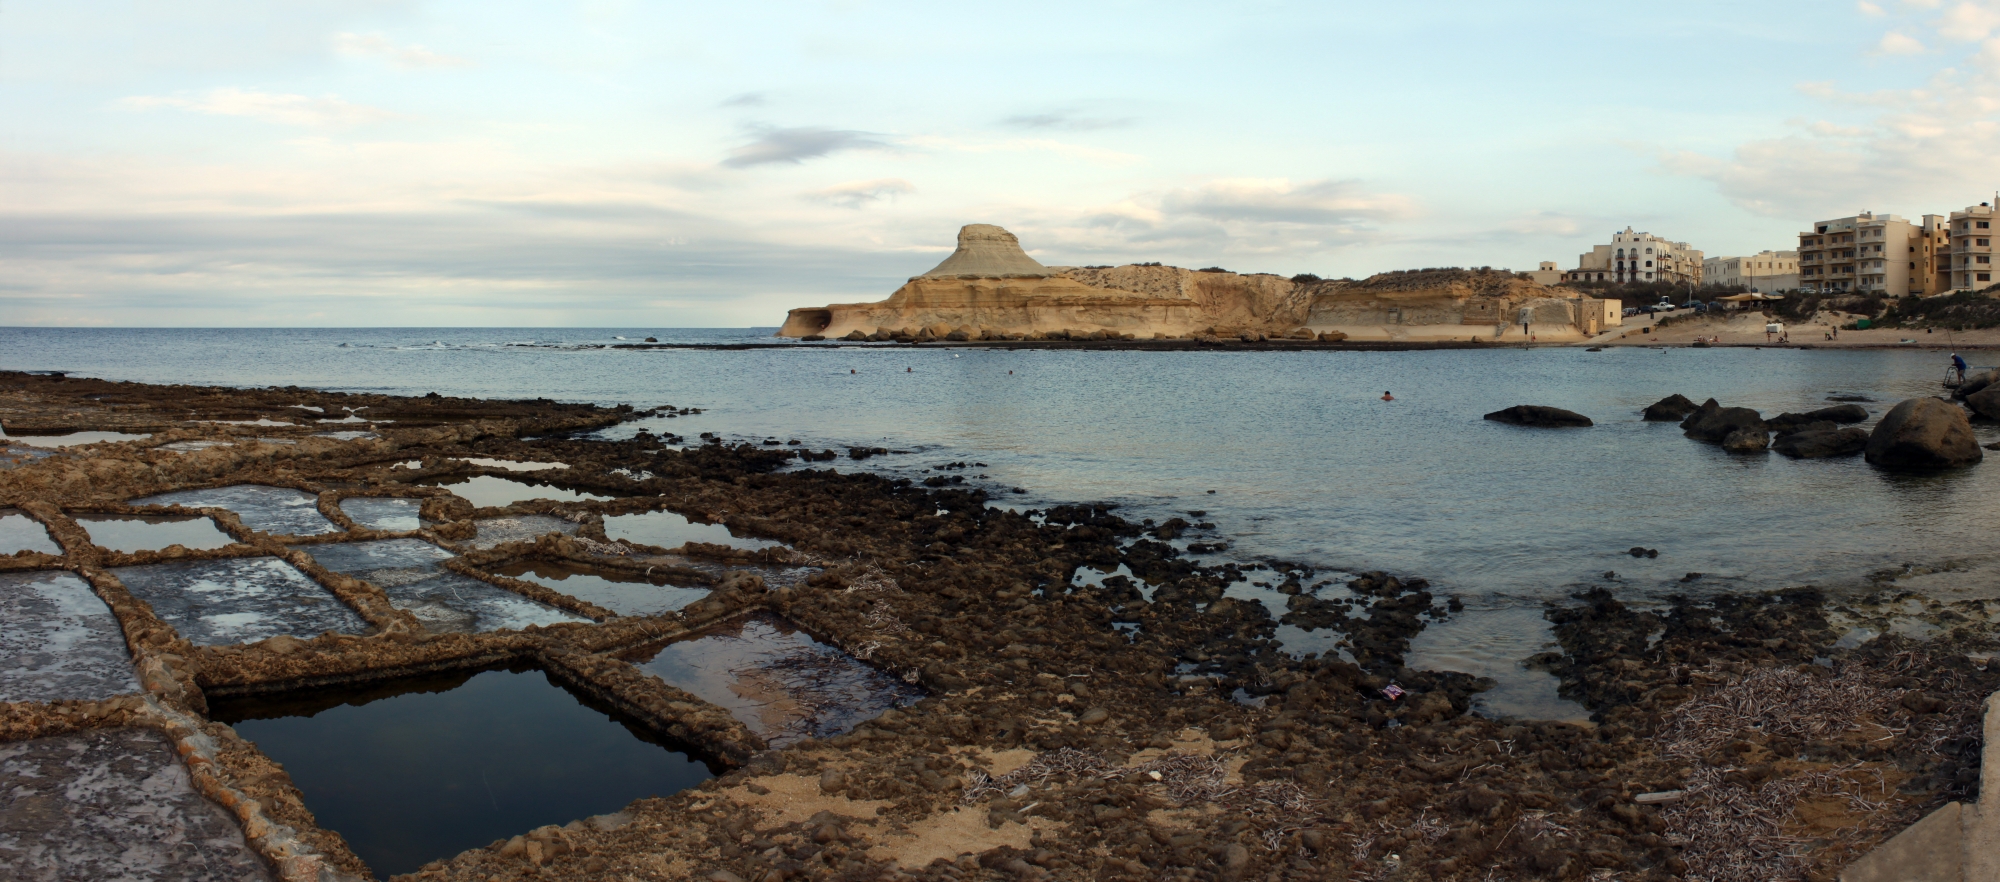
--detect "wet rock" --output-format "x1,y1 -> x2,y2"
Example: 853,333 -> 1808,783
841,330 -> 867,341
1864,398 -> 1982,470
1483,405 -> 1592,428
1772,426 -> 1869,459
1965,383 -> 2000,420
1721,427 -> 1768,453
1766,404 -> 1868,431
1642,394 -> 1699,421
1955,368 -> 2000,399
1680,399 -> 1765,443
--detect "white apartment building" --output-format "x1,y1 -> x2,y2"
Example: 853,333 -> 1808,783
1948,203 -> 1996,292
1702,251 -> 1799,293
1564,227 -> 1703,285
1797,211 -> 1947,296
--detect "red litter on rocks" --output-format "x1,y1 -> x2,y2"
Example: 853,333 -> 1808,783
1381,684 -> 1406,700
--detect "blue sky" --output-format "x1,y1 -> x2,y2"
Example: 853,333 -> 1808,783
4,0 -> 1998,326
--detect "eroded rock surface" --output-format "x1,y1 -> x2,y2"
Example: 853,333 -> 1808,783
0,571 -> 140,702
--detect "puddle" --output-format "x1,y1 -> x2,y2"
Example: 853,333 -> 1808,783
603,510 -> 782,552
0,728 -> 273,878
75,514 -> 235,554
460,457 -> 570,472
209,664 -> 713,878
156,440 -> 233,452
1071,563 -> 1156,601
487,559 -> 709,617
627,613 -> 922,746
132,485 -> 337,536
111,557 -> 370,646
0,430 -> 153,447
0,446 -> 56,470
422,475 -> 611,508
1405,601 -> 1590,723
0,509 -> 60,554
0,571 -> 140,702
305,539 -> 587,633
315,431 -> 376,441
340,497 -> 424,531
466,515 -> 580,550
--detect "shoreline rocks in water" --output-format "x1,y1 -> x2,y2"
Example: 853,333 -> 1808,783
1679,398 -> 1766,443
1483,405 -> 1593,427
1642,393 -> 1699,421
1865,398 -> 1983,470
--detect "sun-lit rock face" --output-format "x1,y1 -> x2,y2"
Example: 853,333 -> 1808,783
917,224 -> 1051,278
776,227 -> 1593,341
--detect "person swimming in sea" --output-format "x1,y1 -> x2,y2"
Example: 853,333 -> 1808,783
1381,391 -> 1394,401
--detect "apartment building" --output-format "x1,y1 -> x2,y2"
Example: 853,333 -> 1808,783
1797,211 -> 1947,296
1564,227 -> 1702,285
1702,251 -> 1800,293
1948,203 -> 1997,292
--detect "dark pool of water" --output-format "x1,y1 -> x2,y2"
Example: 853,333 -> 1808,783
0,510 -> 59,554
602,510 -> 783,552
419,475 -> 610,508
75,515 -> 235,554
210,664 -> 715,878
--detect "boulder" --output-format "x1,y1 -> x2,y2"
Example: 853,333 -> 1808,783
1681,400 -> 1765,443
841,330 -> 868,341
1721,427 -> 1768,453
1767,404 -> 1868,432
1317,330 -> 1348,342
923,322 -> 953,338
1289,327 -> 1316,340
1484,405 -> 1593,428
1966,384 -> 2000,420
1774,420 -> 1835,439
1956,368 -> 2000,399
944,329 -> 970,342
1642,394 -> 1699,421
1772,426 -> 1869,459
1864,398 -> 1983,470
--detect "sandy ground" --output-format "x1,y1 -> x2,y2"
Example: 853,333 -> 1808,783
1596,309 -> 2000,349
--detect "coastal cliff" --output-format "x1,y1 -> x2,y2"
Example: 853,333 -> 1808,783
778,225 -> 1604,342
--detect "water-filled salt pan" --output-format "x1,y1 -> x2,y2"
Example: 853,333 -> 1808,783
489,559 -> 708,616
0,571 -> 140,702
0,509 -> 59,554
340,497 -> 424,531
604,510 -> 782,551
307,539 -> 586,633
0,430 -> 152,447
466,514 -> 579,549
629,613 -> 921,745
133,484 -> 337,536
112,557 -> 369,646
76,515 -> 234,554
422,474 -> 610,508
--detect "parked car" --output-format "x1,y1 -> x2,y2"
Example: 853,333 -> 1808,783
1623,307 -> 1640,317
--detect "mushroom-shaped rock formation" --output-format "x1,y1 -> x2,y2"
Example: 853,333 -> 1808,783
919,224 -> 1051,278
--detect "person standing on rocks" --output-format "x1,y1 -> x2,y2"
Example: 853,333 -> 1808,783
1953,353 -> 1968,384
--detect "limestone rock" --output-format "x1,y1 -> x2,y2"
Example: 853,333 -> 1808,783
919,224 -> 1051,278
1484,406 -> 1593,428
1865,398 -> 1983,470
1642,394 -> 1699,421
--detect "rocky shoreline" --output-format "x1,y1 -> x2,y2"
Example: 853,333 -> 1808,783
0,371 -> 1993,881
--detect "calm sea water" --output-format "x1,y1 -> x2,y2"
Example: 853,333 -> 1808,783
6,327 -> 1993,717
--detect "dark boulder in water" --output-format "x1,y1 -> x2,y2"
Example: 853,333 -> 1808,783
1721,427 -> 1769,453
1865,398 -> 1982,470
1642,394 -> 1699,421
1773,426 -> 1869,459
1680,399 -> 1765,443
1767,404 -> 1867,432
1964,384 -> 2000,420
1484,405 -> 1592,428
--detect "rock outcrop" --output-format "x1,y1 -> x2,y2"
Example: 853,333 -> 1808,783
1642,394 -> 1699,422
1680,400 -> 1766,444
1772,426 -> 1869,459
1864,398 -> 1982,470
1766,405 -> 1869,432
1965,384 -> 2000,420
1483,406 -> 1592,428
778,225 -> 1607,341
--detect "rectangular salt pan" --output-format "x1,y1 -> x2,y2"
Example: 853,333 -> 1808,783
340,497 -> 423,532
133,484 -> 337,536
467,514 -> 579,550
75,515 -> 235,554
628,613 -> 921,746
0,728 -> 273,879
421,475 -> 610,508
112,557 -> 371,646
306,539 -> 586,634
0,509 -> 60,554
0,571 -> 140,703
604,510 -> 783,552
489,559 -> 708,617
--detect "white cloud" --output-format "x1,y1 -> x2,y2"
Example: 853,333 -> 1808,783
122,88 -> 399,128
1936,1 -> 2000,40
804,178 -> 915,208
1876,31 -> 1929,53
334,32 -> 471,69
1860,1 -> 1887,15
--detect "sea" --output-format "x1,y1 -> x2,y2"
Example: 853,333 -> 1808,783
5,326 -> 1994,719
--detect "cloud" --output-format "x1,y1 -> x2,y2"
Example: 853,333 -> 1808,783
333,32 -> 470,68
1159,179 -> 1418,226
719,92 -> 768,108
1937,1 -> 2000,40
804,178 -> 915,208
1859,1 -> 1887,15
1875,31 -> 1929,53
721,126 -> 891,167
999,110 -> 1133,131
121,88 -> 399,128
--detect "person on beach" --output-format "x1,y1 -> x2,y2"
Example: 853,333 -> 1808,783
1953,353 -> 1968,384
1381,391 -> 1394,401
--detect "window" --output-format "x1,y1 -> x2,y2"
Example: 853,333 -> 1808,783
1984,273 -> 1993,282
1645,261 -> 1653,267
1980,256 -> 1991,264
1981,239 -> 1991,246
1982,222 -> 1991,229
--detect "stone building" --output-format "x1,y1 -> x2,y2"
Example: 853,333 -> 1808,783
1702,251 -> 1800,294
1564,227 -> 1702,285
1947,203 -> 1997,292
1797,211 -> 1948,296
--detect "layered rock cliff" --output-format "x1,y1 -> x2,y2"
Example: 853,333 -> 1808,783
777,226 -> 1601,341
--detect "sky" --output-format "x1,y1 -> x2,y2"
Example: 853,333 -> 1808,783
5,0 -> 2000,326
